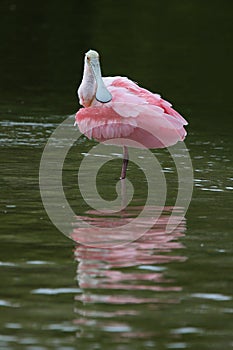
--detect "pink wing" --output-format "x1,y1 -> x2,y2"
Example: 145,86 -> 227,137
76,77 -> 188,149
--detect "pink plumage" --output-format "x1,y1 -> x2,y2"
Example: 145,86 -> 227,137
76,76 -> 187,149
75,50 -> 188,178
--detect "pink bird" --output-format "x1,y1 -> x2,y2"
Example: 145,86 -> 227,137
75,50 -> 188,179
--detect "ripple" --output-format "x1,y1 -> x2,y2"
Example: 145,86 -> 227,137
0,121 -> 57,127
0,261 -> 16,267
167,343 -> 187,349
31,288 -> 81,295
138,265 -> 166,272
0,300 -> 19,308
5,323 -> 22,329
191,293 -> 232,301
43,323 -> 77,332
102,324 -> 132,333
0,118 -> 66,147
171,327 -> 203,334
201,187 -> 224,192
26,260 -> 54,265
0,335 -> 17,342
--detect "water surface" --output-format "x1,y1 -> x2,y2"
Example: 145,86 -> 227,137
1,1 -> 233,349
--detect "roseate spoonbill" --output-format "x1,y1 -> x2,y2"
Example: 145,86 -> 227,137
75,50 -> 188,179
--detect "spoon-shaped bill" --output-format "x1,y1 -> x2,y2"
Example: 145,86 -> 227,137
90,58 -> 112,103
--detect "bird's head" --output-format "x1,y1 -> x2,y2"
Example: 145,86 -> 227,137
85,49 -> 99,64
78,49 -> 112,107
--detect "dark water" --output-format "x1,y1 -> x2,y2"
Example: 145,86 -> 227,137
1,1 -> 233,349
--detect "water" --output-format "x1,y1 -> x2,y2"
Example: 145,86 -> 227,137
1,1 -> 233,349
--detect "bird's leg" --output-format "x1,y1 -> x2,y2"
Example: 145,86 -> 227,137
120,146 -> 129,180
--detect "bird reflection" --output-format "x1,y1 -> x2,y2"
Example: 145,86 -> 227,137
71,203 -> 187,338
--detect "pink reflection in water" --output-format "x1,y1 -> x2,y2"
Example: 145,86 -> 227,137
72,206 -> 186,338
72,204 -> 185,246
72,206 -> 186,302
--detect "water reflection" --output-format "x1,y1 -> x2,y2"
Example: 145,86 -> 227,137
72,204 -> 186,340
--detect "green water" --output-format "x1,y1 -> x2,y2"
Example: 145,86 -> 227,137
1,1 -> 233,349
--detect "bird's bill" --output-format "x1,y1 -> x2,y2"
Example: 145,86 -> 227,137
89,57 -> 112,103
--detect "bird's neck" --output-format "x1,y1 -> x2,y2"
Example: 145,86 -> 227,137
78,62 -> 96,107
